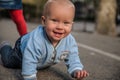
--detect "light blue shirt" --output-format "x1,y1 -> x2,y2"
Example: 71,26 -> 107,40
20,25 -> 83,80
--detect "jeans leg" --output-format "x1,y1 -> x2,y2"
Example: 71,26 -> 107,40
0,45 -> 21,68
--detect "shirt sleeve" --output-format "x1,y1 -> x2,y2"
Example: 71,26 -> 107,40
23,74 -> 37,80
21,37 -> 42,80
65,35 -> 84,75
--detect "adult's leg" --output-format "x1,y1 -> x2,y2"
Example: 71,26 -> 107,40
9,9 -> 27,36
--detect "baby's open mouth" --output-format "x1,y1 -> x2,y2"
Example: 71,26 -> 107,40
53,31 -> 64,37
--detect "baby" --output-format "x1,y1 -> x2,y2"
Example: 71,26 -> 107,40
0,0 -> 89,80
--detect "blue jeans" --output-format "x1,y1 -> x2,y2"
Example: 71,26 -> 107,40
0,0 -> 22,9
0,38 -> 22,68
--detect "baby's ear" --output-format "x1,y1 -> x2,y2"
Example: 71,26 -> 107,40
72,21 -> 74,26
41,16 -> 46,25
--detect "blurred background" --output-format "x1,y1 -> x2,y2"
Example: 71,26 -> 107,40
0,0 -> 120,37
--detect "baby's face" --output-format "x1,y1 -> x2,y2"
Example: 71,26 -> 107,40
42,3 -> 74,45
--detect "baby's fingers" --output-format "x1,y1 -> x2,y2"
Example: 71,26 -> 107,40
75,70 -> 89,80
82,70 -> 89,77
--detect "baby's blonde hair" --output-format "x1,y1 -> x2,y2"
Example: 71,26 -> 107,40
43,0 -> 75,17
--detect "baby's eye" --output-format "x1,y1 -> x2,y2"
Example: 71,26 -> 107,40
64,22 -> 70,24
64,22 -> 72,26
51,19 -> 58,22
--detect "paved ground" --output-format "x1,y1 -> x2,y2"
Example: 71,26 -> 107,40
0,19 -> 120,80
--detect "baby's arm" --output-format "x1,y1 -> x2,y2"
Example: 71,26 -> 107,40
22,57 -> 38,80
23,75 -> 37,80
21,37 -> 43,80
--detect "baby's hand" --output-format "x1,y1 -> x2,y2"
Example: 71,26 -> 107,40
74,70 -> 89,80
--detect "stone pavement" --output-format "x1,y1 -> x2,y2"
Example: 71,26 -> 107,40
0,59 -> 74,80
73,21 -> 120,35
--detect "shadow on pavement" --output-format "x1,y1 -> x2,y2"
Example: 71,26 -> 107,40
0,57 -> 74,80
